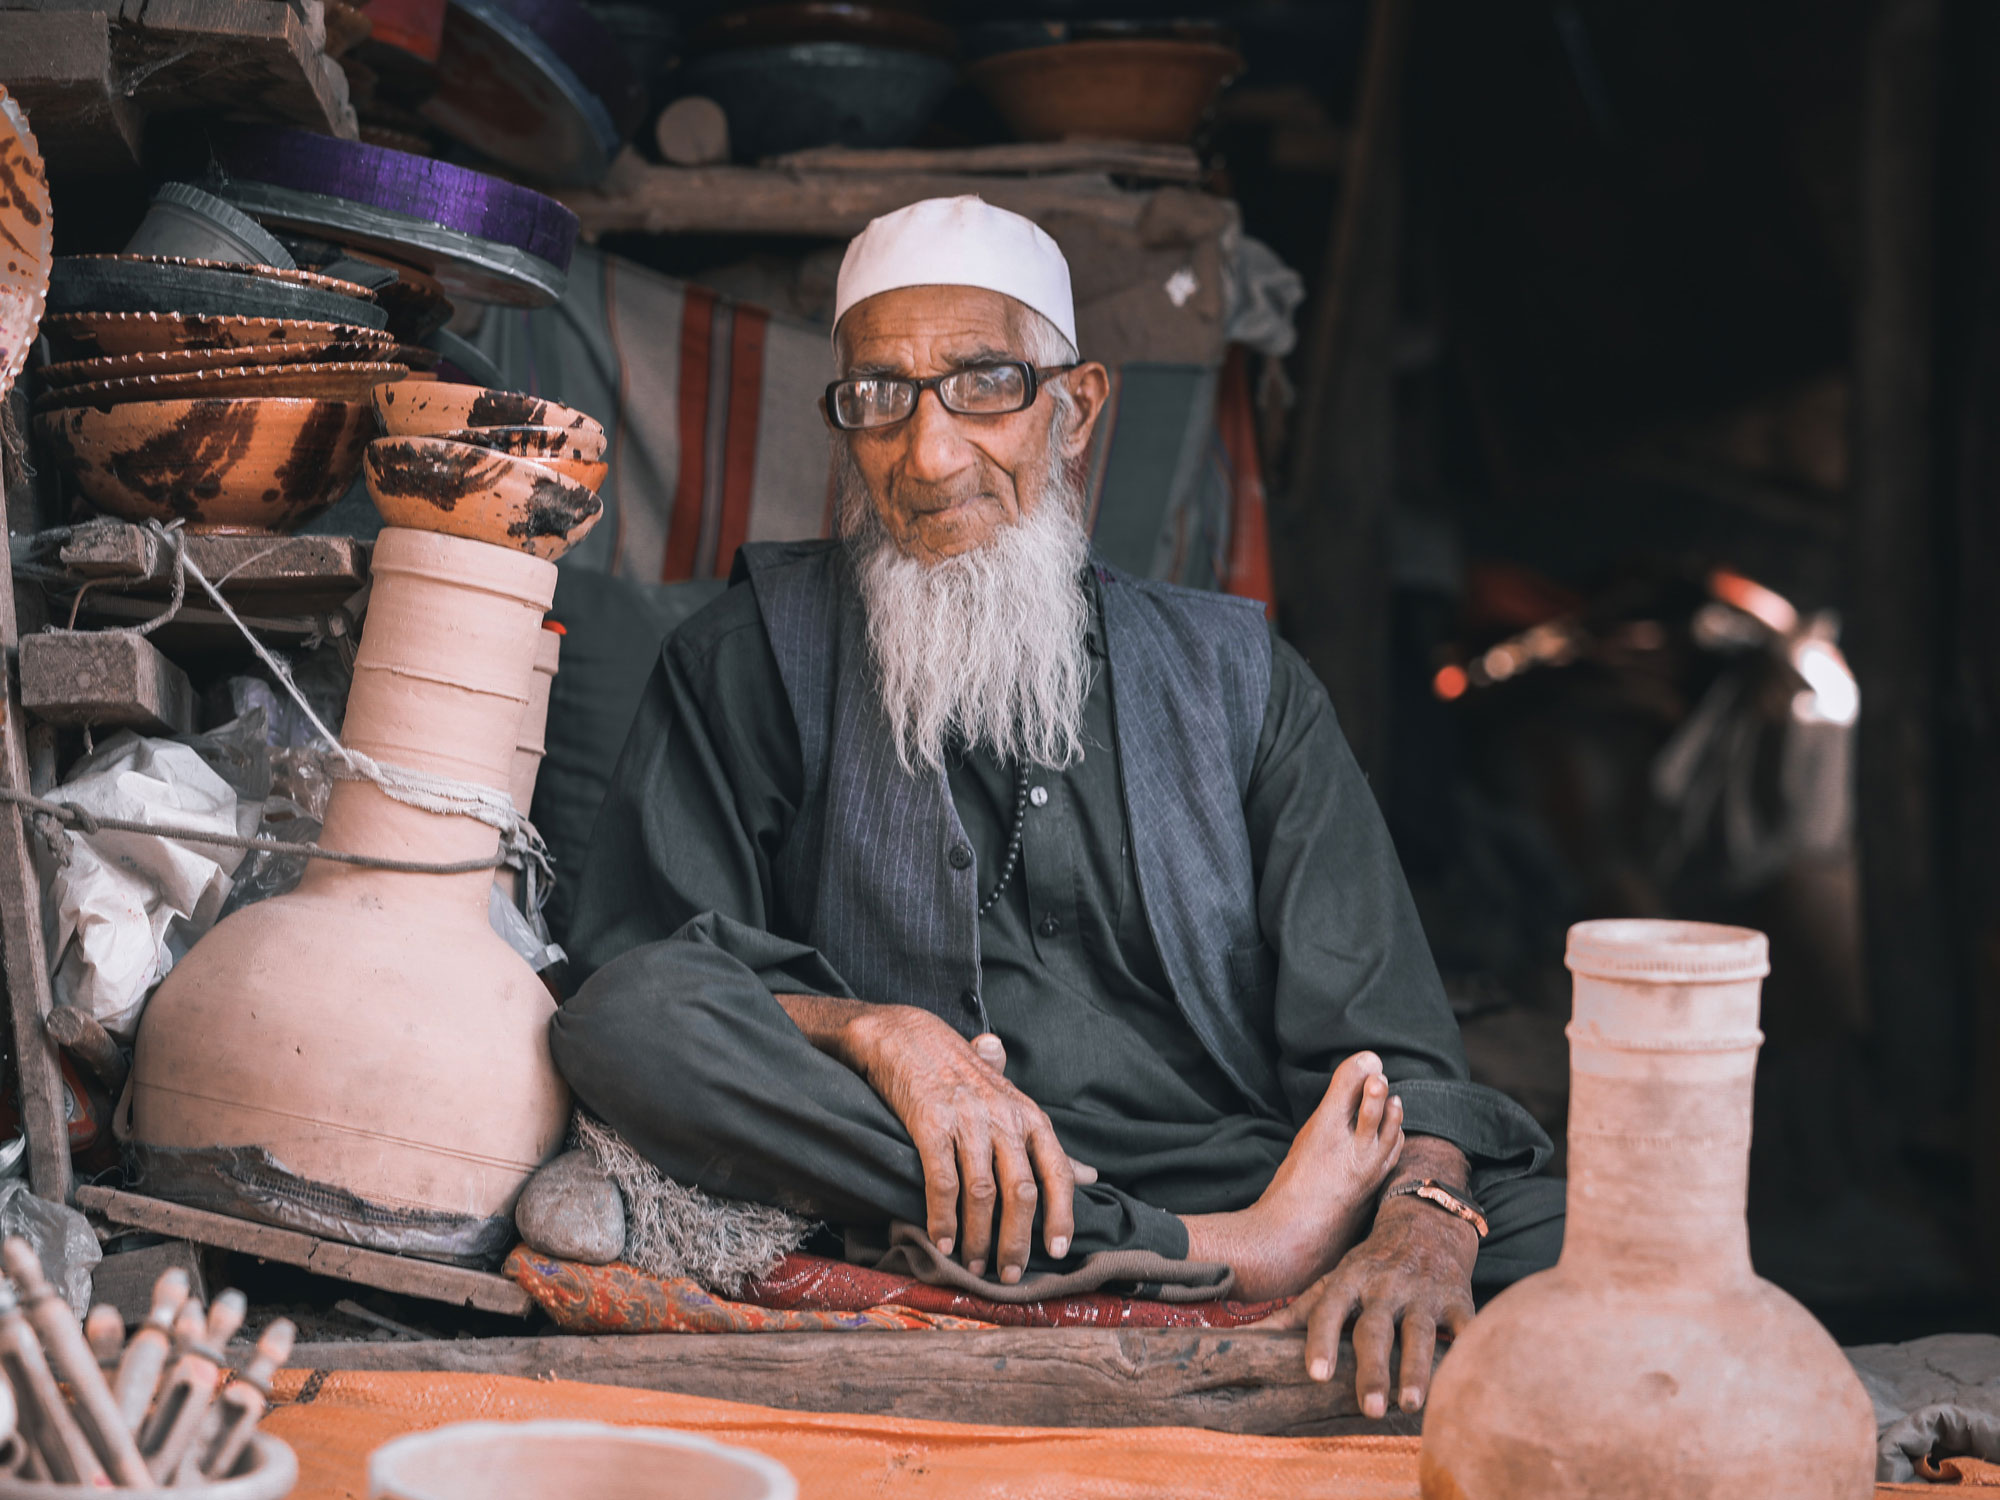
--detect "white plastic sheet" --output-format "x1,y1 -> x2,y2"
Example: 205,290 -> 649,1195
43,732 -> 254,1039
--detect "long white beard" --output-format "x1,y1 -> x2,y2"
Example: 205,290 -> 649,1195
838,442 -> 1093,778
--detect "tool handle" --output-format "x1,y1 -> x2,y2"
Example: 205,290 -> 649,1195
0,1325 -> 104,1485
3,1240 -> 154,1485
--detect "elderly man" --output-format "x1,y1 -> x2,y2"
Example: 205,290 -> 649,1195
557,196 -> 1561,1415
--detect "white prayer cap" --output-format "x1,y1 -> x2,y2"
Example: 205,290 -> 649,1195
833,195 -> 1077,351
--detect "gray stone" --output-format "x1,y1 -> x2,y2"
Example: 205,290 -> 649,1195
514,1150 -> 626,1264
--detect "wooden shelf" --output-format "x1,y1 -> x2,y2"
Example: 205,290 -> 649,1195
284,1327 -> 1415,1436
562,146 -> 1228,241
79,1187 -> 535,1318
0,0 -> 356,176
768,141 -> 1204,183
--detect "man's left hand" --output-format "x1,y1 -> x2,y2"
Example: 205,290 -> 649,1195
1258,1138 -> 1480,1416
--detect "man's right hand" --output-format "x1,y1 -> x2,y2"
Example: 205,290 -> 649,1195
777,995 -> 1092,1283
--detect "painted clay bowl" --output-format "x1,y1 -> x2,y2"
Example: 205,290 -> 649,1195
364,436 -> 603,560
33,396 -> 375,533
367,1421 -> 796,1500
436,425 -> 608,490
965,39 -> 1243,144
37,361 -> 410,410
40,312 -> 394,359
438,423 -> 606,460
372,379 -> 605,446
39,336 -> 405,387
0,85 -> 53,404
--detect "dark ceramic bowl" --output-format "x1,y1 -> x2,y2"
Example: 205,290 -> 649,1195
34,396 -> 374,533
674,42 -> 956,160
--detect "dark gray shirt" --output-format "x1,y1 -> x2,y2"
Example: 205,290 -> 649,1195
568,577 -> 1549,1232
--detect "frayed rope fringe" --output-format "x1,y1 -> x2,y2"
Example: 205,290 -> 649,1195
573,1112 -> 813,1296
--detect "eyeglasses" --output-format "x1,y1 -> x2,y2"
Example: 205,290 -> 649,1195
824,361 -> 1077,432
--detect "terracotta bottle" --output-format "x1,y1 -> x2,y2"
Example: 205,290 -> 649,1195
130,527 -> 570,1231
1420,919 -> 1874,1500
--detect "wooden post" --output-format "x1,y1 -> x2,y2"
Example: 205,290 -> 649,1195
1938,0 -> 2000,1289
1851,0 -> 1954,1137
1270,0 -> 1412,780
0,406 -> 72,1205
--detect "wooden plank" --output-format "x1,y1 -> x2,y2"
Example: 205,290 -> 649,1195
564,157 -> 1186,240
1268,0 -> 1410,780
0,451 -> 72,1205
769,142 -> 1204,183
56,521 -> 157,581
1852,0 -> 1954,1140
0,11 -> 144,175
19,629 -> 195,734
78,1187 -> 534,1318
122,0 -> 356,139
91,1239 -> 207,1327
56,524 -> 370,618
285,1329 -> 1419,1437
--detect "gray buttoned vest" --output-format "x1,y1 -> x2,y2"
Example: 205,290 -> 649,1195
738,540 -> 1286,1121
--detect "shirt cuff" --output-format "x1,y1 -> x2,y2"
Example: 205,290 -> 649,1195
1389,1077 -> 1553,1186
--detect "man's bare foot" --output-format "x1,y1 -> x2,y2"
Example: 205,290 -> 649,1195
1182,1052 -> 1405,1301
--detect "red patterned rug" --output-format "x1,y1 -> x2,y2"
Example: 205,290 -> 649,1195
507,1248 -> 1288,1334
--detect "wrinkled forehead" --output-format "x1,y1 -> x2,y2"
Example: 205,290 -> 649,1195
834,285 -> 1034,376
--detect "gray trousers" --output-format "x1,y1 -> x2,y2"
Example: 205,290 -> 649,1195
551,945 -> 1566,1289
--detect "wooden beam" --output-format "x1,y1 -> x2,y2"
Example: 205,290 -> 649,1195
0,446 -> 71,1205
768,142 -> 1204,183
78,1187 -> 534,1318
117,0 -> 356,140
563,156 -> 1220,240
19,629 -> 195,734
0,11 -> 144,175
1268,0 -> 1411,779
55,524 -> 370,618
1852,0 -> 1953,1137
0,0 -> 356,175
284,1328 -> 1418,1437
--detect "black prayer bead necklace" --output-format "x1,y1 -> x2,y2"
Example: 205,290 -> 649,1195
977,761 -> 1032,917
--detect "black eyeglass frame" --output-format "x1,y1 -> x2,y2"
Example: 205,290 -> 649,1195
823,361 -> 1078,432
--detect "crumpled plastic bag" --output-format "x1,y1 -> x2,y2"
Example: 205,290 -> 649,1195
0,1178 -> 99,1317
43,729 -> 255,1039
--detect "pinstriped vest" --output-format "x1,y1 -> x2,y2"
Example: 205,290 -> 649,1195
738,540 -> 1286,1121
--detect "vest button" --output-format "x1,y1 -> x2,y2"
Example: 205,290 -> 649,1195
947,842 -> 973,870
960,988 -> 980,1011
1037,913 -> 1060,938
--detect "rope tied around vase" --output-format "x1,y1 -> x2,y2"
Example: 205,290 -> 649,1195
13,519 -> 555,887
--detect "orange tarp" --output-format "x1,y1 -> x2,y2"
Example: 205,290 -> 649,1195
265,1369 -> 1424,1499
265,1369 -> 1930,1498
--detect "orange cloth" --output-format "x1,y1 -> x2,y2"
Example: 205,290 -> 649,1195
265,1369 -> 1423,1499
262,1369 -> 1933,1499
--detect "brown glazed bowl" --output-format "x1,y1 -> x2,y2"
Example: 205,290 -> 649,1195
436,425 -> 608,490
965,39 -> 1242,144
372,380 -> 606,447
33,396 -> 374,533
364,436 -> 603,561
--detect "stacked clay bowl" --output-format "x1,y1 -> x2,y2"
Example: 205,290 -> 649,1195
33,255 -> 433,533
365,381 -> 607,561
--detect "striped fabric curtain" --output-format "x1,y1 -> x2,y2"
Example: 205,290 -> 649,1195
471,248 -> 1272,605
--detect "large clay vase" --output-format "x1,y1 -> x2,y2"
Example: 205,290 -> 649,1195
1419,919 -> 1873,1500
131,527 -> 570,1232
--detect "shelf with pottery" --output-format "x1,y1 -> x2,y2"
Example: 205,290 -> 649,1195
0,0 -> 357,176
559,142 -> 1232,241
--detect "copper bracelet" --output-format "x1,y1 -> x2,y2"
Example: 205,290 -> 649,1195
1382,1178 -> 1490,1239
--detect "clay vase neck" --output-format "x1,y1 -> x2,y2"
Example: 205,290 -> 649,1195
1418,919 -> 1875,1500
1558,934 -> 1760,1287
